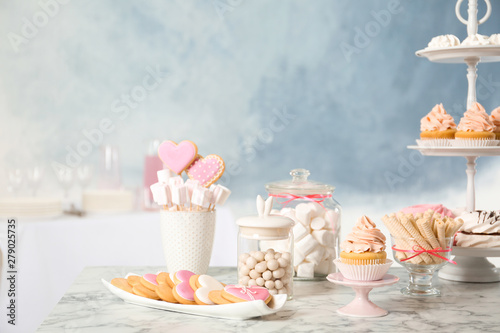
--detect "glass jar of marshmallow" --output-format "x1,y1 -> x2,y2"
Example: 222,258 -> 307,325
236,196 -> 294,300
265,169 -> 341,281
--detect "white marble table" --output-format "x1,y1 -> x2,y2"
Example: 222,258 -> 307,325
37,266 -> 500,333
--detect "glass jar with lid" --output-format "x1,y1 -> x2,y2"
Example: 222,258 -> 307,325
265,168 -> 341,280
236,196 -> 294,300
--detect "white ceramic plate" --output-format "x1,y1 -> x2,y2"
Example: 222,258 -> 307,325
407,145 -> 500,157
102,278 -> 287,320
452,246 -> 500,257
416,45 -> 500,63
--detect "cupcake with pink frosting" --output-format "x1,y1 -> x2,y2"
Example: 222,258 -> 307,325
455,102 -> 495,146
490,107 -> 500,140
335,215 -> 392,281
420,104 -> 457,140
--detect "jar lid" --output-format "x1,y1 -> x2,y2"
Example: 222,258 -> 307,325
236,196 -> 293,239
265,169 -> 335,195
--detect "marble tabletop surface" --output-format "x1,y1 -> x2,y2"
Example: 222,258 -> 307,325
38,266 -> 500,333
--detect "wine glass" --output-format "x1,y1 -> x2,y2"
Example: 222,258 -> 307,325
77,165 -> 93,190
26,166 -> 44,196
7,168 -> 24,196
55,167 -> 74,199
392,236 -> 454,296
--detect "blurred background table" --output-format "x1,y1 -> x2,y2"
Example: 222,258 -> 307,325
38,266 -> 500,333
0,208 -> 236,333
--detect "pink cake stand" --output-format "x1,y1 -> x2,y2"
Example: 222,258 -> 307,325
327,273 -> 399,317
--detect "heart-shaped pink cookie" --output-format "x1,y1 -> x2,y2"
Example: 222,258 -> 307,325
158,140 -> 198,175
186,154 -> 225,187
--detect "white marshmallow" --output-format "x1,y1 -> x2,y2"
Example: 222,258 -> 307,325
295,203 -> 312,226
168,176 -> 184,187
312,230 -> 335,247
307,201 -> 324,218
297,262 -> 315,278
185,179 -> 200,198
157,169 -> 176,183
324,209 -> 339,230
214,185 -> 231,206
191,187 -> 212,208
293,248 -> 305,267
150,182 -> 171,206
305,246 -> 326,265
310,217 -> 326,230
293,222 -> 309,242
295,234 -> 320,256
170,184 -> 188,206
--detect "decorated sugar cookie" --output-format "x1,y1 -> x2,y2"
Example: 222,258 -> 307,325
192,275 -> 224,305
172,270 -> 196,305
186,154 -> 225,187
222,285 -> 272,304
158,140 -> 198,175
140,273 -> 159,291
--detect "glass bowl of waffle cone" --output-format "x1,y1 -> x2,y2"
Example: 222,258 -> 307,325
382,210 -> 463,296
335,215 -> 392,281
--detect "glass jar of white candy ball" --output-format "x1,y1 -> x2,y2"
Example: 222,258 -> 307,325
265,169 -> 341,281
236,196 -> 294,300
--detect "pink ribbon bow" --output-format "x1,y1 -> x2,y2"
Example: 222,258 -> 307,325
269,193 -> 332,209
391,245 -> 456,265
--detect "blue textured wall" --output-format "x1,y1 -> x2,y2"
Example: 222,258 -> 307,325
1,0 -> 499,213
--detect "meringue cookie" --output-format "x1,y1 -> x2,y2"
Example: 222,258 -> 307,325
488,34 -> 500,45
461,34 -> 492,46
426,34 -> 460,49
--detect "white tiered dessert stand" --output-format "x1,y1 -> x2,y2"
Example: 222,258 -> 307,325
408,0 -> 500,283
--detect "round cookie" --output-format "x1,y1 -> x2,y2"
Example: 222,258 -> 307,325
155,283 -> 178,303
127,275 -> 141,286
192,275 -> 224,305
140,273 -> 159,291
156,272 -> 175,288
208,290 -> 232,305
132,283 -> 160,300
189,274 -> 201,292
111,278 -> 133,294
221,285 -> 272,304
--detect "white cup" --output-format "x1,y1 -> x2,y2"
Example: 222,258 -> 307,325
160,210 -> 216,274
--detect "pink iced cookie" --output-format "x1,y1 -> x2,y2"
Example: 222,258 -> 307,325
172,270 -> 196,305
222,285 -> 272,304
158,140 -> 198,175
400,204 -> 455,218
186,154 -> 225,187
140,273 -> 159,291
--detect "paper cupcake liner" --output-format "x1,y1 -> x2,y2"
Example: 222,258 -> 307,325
451,139 -> 499,147
334,259 -> 393,281
416,139 -> 452,147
